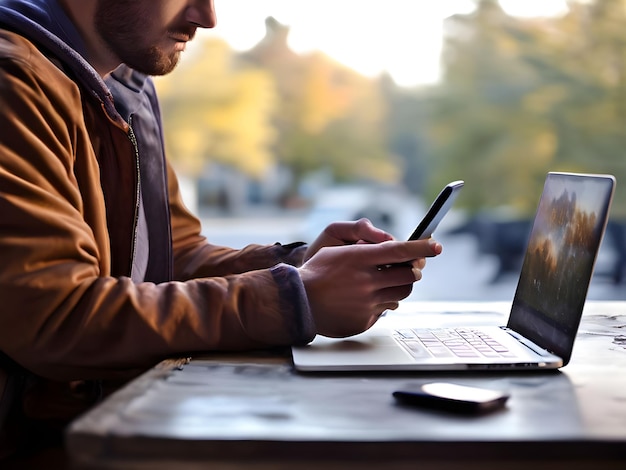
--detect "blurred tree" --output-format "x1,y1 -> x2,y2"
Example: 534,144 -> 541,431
423,0 -> 557,215
157,17 -> 398,200
544,0 -> 626,204
155,38 -> 278,178
241,18 -> 396,192
155,1 -> 625,217
423,0 -> 626,216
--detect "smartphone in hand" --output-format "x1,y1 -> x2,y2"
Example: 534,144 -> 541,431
408,180 -> 464,240
378,180 -> 463,271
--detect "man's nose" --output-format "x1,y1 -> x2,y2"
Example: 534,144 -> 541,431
186,0 -> 217,29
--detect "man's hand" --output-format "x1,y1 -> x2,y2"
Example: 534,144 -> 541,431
303,218 -> 395,262
298,238 -> 442,338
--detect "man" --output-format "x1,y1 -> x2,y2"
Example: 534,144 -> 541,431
0,0 -> 442,459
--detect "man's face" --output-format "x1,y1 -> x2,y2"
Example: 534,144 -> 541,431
94,0 -> 210,76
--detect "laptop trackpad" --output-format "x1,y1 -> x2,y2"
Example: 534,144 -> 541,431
293,330 -> 420,370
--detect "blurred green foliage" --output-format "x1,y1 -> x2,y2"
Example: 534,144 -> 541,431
422,0 -> 626,217
155,0 -> 626,217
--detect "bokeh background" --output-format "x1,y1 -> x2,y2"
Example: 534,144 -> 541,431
154,0 -> 626,302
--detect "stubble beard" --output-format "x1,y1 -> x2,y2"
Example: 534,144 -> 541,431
94,1 -> 183,76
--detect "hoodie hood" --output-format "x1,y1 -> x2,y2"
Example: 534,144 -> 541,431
0,0 -> 121,120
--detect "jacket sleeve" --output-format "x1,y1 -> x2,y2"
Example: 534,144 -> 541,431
0,33 -> 315,383
166,162 -> 316,346
167,165 -> 308,279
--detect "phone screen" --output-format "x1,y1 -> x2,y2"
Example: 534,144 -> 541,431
408,181 -> 464,240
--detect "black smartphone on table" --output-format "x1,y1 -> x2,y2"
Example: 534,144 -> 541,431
393,382 -> 510,415
408,180 -> 464,240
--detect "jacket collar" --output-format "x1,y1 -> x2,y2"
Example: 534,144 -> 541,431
0,0 -> 122,123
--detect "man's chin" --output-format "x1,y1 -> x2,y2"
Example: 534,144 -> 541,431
127,52 -> 180,76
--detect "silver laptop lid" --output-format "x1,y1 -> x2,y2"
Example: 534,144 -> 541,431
507,172 -> 615,365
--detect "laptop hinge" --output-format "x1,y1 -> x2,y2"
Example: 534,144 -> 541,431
500,327 -> 555,357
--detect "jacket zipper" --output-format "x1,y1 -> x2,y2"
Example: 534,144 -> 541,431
127,115 -> 141,277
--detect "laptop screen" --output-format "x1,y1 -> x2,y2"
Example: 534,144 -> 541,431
507,172 -> 615,365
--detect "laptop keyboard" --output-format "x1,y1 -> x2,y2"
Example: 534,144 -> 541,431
395,328 -> 517,359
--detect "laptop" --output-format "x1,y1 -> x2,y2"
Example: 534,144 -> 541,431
292,172 -> 616,372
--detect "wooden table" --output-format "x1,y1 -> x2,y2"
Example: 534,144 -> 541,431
65,301 -> 626,469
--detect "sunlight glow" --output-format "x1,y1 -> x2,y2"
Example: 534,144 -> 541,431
197,0 -> 571,87
499,0 -> 570,18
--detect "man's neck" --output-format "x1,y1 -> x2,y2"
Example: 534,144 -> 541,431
56,0 -> 121,77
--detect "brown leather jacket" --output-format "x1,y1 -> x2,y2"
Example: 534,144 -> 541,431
0,1 -> 314,456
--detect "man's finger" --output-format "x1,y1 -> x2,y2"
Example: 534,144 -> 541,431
361,239 -> 442,266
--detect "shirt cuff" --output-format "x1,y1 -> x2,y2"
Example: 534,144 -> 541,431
270,263 -> 316,345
